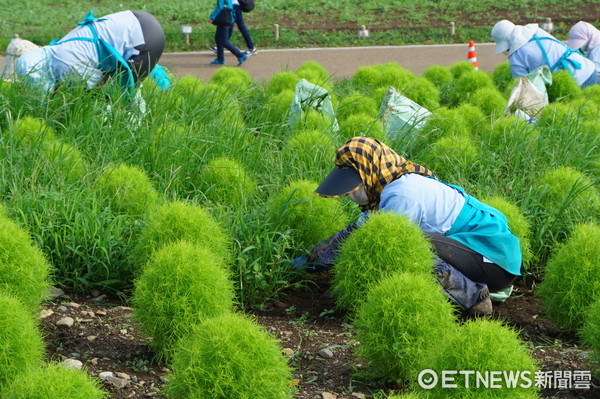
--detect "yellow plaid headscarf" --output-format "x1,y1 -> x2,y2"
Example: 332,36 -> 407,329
333,137 -> 435,211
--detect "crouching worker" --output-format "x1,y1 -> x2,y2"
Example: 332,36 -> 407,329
491,19 -> 597,88
15,10 -> 166,113
292,137 -> 525,315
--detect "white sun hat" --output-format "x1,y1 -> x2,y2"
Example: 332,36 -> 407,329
491,20 -> 516,54
568,21 -> 600,51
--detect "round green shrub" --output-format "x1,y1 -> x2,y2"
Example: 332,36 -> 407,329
580,297 -> 600,372
132,240 -> 234,359
165,313 -> 292,399
582,84 -> 600,105
403,76 -> 440,110
338,113 -> 385,142
337,92 -> 379,121
483,196 -> 533,268
352,65 -> 382,91
265,88 -> 295,122
419,107 -> 470,145
210,67 -> 253,92
96,163 -> 158,216
421,133 -> 477,179
1,362 -> 108,399
448,70 -> 496,107
199,156 -> 257,206
0,292 -> 45,389
414,319 -> 539,398
171,75 -> 205,99
422,65 -> 454,89
452,103 -> 487,136
296,61 -> 331,90
284,129 -> 338,181
355,272 -> 457,382
537,222 -> 600,331
375,63 -> 415,90
466,87 -> 506,118
13,115 -> 55,146
131,200 -> 231,268
492,61 -> 514,92
0,213 -> 51,313
482,116 -> 535,150
42,140 -> 87,181
264,71 -> 300,97
535,166 -> 599,230
547,70 -> 582,102
267,179 -> 349,248
332,212 -> 435,312
293,109 -> 334,132
449,61 -> 475,79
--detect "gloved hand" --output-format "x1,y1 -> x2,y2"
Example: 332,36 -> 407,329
289,256 -> 308,270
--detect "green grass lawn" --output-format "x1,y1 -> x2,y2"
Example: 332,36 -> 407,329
1,0 -> 598,52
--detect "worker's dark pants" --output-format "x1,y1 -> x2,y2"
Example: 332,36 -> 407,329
130,11 -> 165,81
426,233 -> 517,293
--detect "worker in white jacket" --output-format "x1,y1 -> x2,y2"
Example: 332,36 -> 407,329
491,19 -> 597,87
15,10 -> 165,97
568,21 -> 600,79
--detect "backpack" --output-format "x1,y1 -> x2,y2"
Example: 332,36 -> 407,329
239,0 -> 255,12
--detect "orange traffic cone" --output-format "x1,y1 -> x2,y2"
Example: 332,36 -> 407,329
467,40 -> 479,70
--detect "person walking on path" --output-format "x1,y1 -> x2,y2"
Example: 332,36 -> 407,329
209,0 -> 248,66
568,21 -> 600,79
491,19 -> 597,87
291,136 -> 525,314
209,0 -> 257,56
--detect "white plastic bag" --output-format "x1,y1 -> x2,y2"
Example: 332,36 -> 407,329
378,86 -> 431,140
289,78 -> 339,131
505,66 -> 552,122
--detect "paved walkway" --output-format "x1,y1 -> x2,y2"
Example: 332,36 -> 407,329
1,43 -> 507,83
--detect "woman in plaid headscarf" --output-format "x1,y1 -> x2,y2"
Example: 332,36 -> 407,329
293,136 -> 524,314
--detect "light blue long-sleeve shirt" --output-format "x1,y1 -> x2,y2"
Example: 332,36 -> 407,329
508,28 -> 595,86
358,174 -> 522,276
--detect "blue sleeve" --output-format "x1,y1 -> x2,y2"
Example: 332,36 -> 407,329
379,190 -> 425,226
509,51 -> 531,77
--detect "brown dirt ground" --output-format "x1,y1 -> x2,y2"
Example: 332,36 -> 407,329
41,275 -> 599,399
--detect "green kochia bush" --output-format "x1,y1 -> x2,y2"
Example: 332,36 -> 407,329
466,87 -> 506,118
338,113 -> 385,142
1,362 -> 108,399
336,92 -> 379,121
448,70 -> 495,107
534,166 -> 599,247
0,293 -> 45,389
13,115 -> 56,145
0,213 -> 51,313
354,272 -> 457,383
264,71 -> 300,97
296,61 -> 332,91
547,70 -> 582,102
414,319 -> 539,398
449,61 -> 476,79
199,156 -> 257,206
483,196 -> 533,268
132,241 -> 234,360
165,313 -> 292,399
131,200 -> 231,268
267,179 -> 349,248
96,163 -> 158,216
422,65 -> 453,89
537,222 -> 600,331
580,297 -> 600,374
284,129 -> 338,182
492,61 -> 514,93
332,212 -> 435,312
209,67 -> 254,93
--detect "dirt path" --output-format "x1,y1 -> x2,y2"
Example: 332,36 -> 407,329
1,43 -> 506,83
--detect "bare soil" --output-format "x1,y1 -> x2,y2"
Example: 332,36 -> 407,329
41,275 -> 599,399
